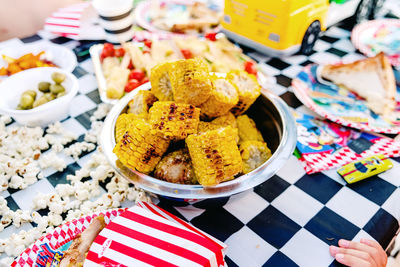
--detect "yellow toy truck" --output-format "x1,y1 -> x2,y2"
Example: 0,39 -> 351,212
221,0 -> 384,55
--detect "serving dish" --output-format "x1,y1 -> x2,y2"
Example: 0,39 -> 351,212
0,67 -> 79,127
0,41 -> 77,75
100,82 -> 296,199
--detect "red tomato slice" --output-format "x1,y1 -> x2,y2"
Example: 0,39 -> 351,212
244,61 -> 257,75
205,32 -> 217,41
114,47 -> 125,57
124,79 -> 140,92
129,69 -> 145,81
180,49 -> 193,59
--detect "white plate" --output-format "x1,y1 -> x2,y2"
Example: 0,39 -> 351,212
0,41 -> 77,75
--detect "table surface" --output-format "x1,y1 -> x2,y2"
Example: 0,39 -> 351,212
2,21 -> 400,267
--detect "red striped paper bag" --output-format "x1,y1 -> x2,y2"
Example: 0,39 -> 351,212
84,204 -> 226,267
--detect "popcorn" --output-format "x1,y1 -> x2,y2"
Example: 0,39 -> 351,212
64,141 -> 96,160
90,103 -> 111,121
84,121 -> 104,144
38,152 -> 67,171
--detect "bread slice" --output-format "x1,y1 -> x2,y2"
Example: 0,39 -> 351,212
321,52 -> 396,115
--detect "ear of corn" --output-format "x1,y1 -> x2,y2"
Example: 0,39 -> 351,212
200,76 -> 239,118
211,112 -> 237,129
227,70 -> 261,115
127,90 -> 158,118
150,62 -> 174,101
154,149 -> 197,184
113,119 -> 170,174
186,126 -> 242,186
149,101 -> 200,140
236,115 -> 264,143
115,113 -> 144,143
198,121 -> 239,143
169,58 -> 213,106
240,141 -> 271,174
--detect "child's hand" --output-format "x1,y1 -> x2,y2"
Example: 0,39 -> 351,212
329,238 -> 387,267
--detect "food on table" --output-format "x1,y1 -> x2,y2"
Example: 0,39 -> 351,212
150,62 -> 174,101
16,71 -> 67,110
105,66 -> 130,99
0,51 -> 56,76
59,215 -> 106,267
321,52 -> 396,115
227,70 -> 261,115
127,90 -> 158,118
236,115 -> 264,143
186,126 -> 242,186
149,101 -> 200,140
200,75 -> 239,118
154,149 -> 196,184
169,58 -> 213,106
113,119 -> 170,174
148,1 -> 221,34
240,141 -> 272,174
113,59 -> 271,186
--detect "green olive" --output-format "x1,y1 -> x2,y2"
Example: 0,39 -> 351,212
51,72 -> 66,84
38,82 -> 51,92
33,96 -> 49,108
19,94 -> 34,109
23,90 -> 37,99
57,91 -> 67,98
44,92 -> 56,101
50,84 -> 65,94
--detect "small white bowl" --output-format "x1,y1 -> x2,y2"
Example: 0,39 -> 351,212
0,67 -> 78,127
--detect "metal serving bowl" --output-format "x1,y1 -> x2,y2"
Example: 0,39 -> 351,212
100,82 -> 297,199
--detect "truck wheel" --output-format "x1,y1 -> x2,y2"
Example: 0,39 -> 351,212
354,0 -> 374,25
300,21 -> 321,55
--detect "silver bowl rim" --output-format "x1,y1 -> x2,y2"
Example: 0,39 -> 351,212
100,82 -> 297,199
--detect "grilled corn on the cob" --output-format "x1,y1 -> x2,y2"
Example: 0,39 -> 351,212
186,126 -> 242,186
169,58 -> 213,106
149,101 -> 200,140
211,112 -> 237,129
150,62 -> 174,101
240,141 -> 271,174
236,115 -> 264,143
113,119 -> 169,174
115,113 -> 141,143
227,70 -> 261,115
200,77 -> 239,118
127,90 -> 158,118
154,149 -> 196,184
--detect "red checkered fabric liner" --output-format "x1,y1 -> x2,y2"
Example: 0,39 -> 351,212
85,202 -> 226,267
298,137 -> 400,174
292,78 -> 400,134
12,208 -> 126,267
351,19 -> 400,67
44,2 -> 90,38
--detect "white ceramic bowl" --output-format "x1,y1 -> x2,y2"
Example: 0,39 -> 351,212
0,41 -> 77,74
0,67 -> 78,127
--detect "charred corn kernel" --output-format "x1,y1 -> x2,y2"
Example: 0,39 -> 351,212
154,149 -> 197,184
150,62 -> 174,101
113,119 -> 169,174
186,126 -> 242,186
169,58 -> 213,106
127,90 -> 158,118
149,101 -> 200,140
115,113 -> 139,142
227,70 -> 261,115
236,115 -> 264,143
211,112 -> 237,129
200,76 -> 239,118
240,141 -> 271,174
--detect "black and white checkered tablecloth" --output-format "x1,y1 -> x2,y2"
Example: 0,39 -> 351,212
2,20 -> 400,267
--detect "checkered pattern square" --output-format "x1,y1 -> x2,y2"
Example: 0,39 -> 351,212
1,17 -> 400,267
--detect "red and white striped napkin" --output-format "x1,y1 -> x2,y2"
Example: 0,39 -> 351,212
84,202 -> 227,267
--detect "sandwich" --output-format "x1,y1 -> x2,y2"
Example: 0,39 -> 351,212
321,52 -> 396,115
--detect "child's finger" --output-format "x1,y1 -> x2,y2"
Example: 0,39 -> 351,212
335,253 -> 373,267
330,246 -> 376,265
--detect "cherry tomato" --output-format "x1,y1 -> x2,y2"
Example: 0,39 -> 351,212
144,40 -> 152,48
127,60 -> 134,70
125,79 -> 140,92
114,47 -> 125,57
129,69 -> 145,81
244,61 -> 257,75
102,43 -> 115,57
180,49 -> 193,59
205,32 -> 217,41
